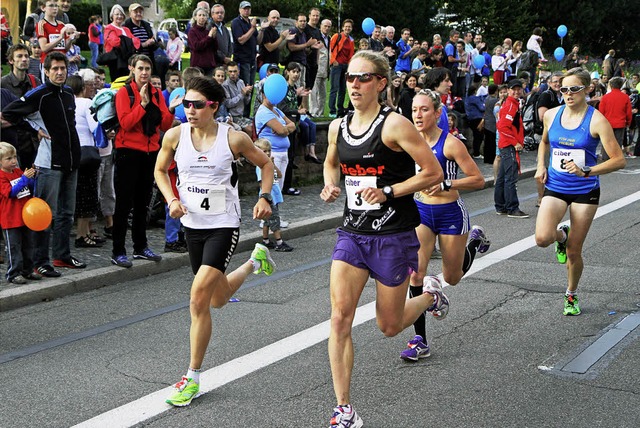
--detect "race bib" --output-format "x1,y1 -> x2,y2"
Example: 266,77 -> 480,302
551,148 -> 585,173
10,177 -> 30,199
182,184 -> 225,215
345,175 -> 380,211
49,34 -> 66,50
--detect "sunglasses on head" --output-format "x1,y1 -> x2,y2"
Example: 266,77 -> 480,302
182,99 -> 217,109
559,85 -> 585,94
345,72 -> 386,83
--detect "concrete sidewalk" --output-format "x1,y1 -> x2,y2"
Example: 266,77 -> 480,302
0,150 -> 539,311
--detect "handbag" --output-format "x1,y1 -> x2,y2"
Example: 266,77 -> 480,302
97,49 -> 117,65
79,146 -> 101,171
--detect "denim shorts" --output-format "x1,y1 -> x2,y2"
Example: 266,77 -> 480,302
332,228 -> 419,287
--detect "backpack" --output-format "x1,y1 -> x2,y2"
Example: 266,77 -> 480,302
90,83 -> 160,134
520,50 -> 538,71
522,90 -> 544,136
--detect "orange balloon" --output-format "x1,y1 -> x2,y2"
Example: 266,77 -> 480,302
22,197 -> 52,232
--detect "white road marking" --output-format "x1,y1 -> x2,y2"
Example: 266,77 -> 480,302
73,191 -> 640,428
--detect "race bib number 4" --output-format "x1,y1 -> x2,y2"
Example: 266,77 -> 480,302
551,148 -> 585,173
345,175 -> 380,211
183,184 -> 225,215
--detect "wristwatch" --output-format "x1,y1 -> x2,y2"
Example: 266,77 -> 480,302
382,185 -> 394,200
259,192 -> 273,203
580,166 -> 591,178
441,179 -> 452,191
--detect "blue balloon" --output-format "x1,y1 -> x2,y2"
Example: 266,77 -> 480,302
264,74 -> 288,105
259,63 -> 270,80
473,54 -> 485,70
557,25 -> 567,38
362,18 -> 375,36
554,47 -> 565,62
169,87 -> 186,122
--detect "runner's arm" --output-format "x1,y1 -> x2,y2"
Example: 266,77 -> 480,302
154,126 -> 186,218
321,119 -> 342,202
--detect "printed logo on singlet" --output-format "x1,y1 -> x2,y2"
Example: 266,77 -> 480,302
197,155 -> 208,162
362,152 -> 374,159
340,163 -> 385,176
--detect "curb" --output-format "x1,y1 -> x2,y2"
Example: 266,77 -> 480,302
0,167 -> 536,312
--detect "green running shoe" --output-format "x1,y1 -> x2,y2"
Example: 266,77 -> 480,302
166,377 -> 202,407
251,243 -> 276,276
563,294 -> 581,316
555,225 -> 570,264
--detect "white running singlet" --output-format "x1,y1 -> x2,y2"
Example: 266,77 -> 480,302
175,122 -> 241,229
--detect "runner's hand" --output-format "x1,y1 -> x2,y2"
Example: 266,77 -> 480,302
253,198 -> 272,220
169,200 -> 187,219
321,184 -> 341,202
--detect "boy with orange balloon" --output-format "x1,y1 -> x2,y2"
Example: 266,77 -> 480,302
0,142 -> 45,284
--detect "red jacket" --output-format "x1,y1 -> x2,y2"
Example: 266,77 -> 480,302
0,168 -> 32,229
115,81 -> 174,152
599,88 -> 632,128
330,32 -> 354,65
497,96 -> 524,148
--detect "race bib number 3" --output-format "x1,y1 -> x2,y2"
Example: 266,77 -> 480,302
551,148 -> 585,173
345,175 -> 380,211
184,184 -> 225,215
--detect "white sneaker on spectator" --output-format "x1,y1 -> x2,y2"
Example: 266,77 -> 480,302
280,220 -> 289,228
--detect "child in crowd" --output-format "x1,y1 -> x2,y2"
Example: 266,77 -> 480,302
358,38 -> 369,51
0,142 -> 42,284
149,75 -> 163,90
448,113 -> 465,141
476,76 -> 489,97
254,138 -> 293,252
212,66 -> 242,131
28,38 -> 41,77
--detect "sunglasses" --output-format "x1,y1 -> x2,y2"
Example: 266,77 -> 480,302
182,99 -> 217,109
345,72 -> 386,83
559,85 -> 585,94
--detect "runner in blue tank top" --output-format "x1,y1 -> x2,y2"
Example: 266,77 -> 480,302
154,77 -> 277,407
320,51 -> 443,428
534,68 -> 626,316
399,89 -> 489,362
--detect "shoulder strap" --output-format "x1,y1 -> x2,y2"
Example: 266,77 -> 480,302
28,74 -> 37,88
125,83 -> 135,107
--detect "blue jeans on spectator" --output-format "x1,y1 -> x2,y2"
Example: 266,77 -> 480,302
298,116 -> 317,146
4,227 -> 34,281
494,145 -> 520,214
165,204 -> 181,243
329,63 -> 348,116
89,42 -> 99,68
238,62 -> 256,117
33,167 -> 78,267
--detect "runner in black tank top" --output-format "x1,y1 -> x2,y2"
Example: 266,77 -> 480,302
320,51 -> 444,428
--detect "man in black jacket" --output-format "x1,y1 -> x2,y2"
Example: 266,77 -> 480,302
1,52 -> 85,277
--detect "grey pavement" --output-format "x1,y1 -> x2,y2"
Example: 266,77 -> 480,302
0,150 -> 539,311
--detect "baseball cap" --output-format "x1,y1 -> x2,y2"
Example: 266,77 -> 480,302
129,3 -> 144,12
239,1 -> 251,8
267,63 -> 279,72
508,78 -> 523,89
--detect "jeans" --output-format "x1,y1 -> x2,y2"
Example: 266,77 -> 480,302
165,204 -> 181,243
33,167 -> 78,266
97,154 -> 115,217
112,149 -> 157,256
494,146 -> 520,213
298,116 -> 317,146
238,62 -> 256,117
89,42 -> 99,68
329,64 -> 348,115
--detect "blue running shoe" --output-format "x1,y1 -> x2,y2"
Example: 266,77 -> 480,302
400,335 -> 431,361
469,225 -> 491,253
133,247 -> 162,262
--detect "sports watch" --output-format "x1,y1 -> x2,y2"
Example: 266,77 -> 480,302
580,166 -> 591,177
382,185 -> 394,199
259,192 -> 273,203
440,179 -> 452,191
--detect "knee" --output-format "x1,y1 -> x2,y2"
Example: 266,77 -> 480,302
378,321 -> 403,338
535,232 -> 555,248
443,271 -> 462,286
209,295 -> 228,309
330,307 -> 355,337
190,289 -> 211,314
410,270 -> 424,286
566,246 -> 582,264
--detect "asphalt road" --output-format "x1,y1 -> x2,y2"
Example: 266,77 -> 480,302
1,170 -> 639,428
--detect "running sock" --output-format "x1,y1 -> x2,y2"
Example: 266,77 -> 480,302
462,241 -> 479,275
262,238 -> 270,245
186,368 -> 202,384
565,289 -> 576,297
410,285 -> 426,340
250,258 -> 261,271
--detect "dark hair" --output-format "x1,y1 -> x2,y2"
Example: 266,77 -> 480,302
343,19 -> 353,27
449,29 -> 460,37
487,84 -> 498,95
424,67 -> 451,91
401,28 -> 410,34
66,75 -> 85,96
6,43 -> 31,62
186,76 -> 226,104
518,71 -> 531,80
43,51 -> 68,70
533,27 -> 542,36
430,48 -> 443,57
467,83 -> 478,97
131,54 -> 153,67
608,76 -> 625,89
286,61 -> 302,72
227,60 -> 238,68
418,48 -> 428,56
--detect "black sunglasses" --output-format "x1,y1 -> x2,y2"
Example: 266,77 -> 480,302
345,72 -> 386,83
182,99 -> 216,109
559,85 -> 585,94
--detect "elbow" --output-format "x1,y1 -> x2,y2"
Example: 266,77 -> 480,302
473,176 -> 486,189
